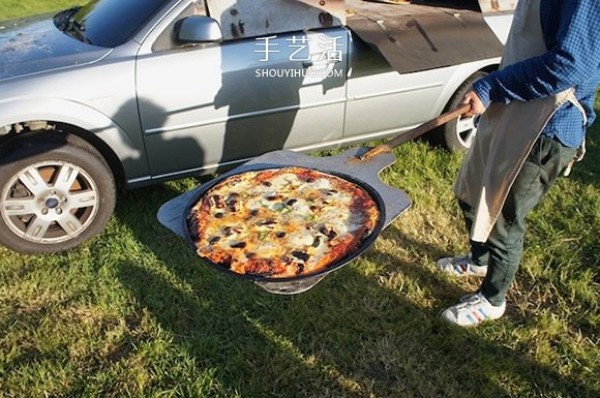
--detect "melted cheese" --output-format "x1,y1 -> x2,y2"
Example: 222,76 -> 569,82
192,168 -> 379,277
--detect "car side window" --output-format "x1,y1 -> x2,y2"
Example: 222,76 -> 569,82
152,1 -> 208,53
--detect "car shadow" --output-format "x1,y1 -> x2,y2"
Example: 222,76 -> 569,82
213,34 -> 303,174
111,182 -> 598,397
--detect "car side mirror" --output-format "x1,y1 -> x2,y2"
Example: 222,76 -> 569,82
175,16 -> 223,44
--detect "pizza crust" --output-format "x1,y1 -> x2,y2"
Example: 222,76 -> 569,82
187,167 -> 380,278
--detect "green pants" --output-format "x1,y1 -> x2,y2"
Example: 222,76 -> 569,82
460,136 -> 578,306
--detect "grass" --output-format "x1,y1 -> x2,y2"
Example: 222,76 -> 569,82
1,2 -> 599,397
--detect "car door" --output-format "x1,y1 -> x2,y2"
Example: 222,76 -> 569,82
135,2 -> 348,178
343,35 -> 449,141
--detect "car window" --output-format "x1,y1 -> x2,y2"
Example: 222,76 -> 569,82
55,0 -> 171,48
152,2 -> 208,53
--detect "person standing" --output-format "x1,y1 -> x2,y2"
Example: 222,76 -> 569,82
437,0 -> 600,327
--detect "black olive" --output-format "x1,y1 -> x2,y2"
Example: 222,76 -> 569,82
261,181 -> 272,187
214,213 -> 224,219
266,195 -> 278,201
310,205 -> 318,211
286,199 -> 297,206
276,232 -> 286,238
296,264 -> 305,274
319,226 -> 337,240
260,220 -> 276,226
246,252 -> 257,259
209,236 -> 221,245
292,251 -> 310,262
250,209 -> 259,216
306,177 -> 315,183
312,236 -> 321,247
230,242 -> 247,249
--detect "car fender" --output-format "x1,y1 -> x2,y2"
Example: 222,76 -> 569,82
0,96 -> 149,182
431,58 -> 499,115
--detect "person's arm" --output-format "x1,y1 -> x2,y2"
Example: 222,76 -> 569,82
474,0 -> 600,107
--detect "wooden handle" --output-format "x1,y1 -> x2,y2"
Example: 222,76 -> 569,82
359,104 -> 471,161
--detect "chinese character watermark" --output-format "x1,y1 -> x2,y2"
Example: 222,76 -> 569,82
253,36 -> 280,62
255,34 -> 344,63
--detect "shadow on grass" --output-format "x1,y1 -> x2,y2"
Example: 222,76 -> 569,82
112,183 -> 599,397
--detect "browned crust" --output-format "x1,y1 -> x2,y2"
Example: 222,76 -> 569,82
187,167 -> 380,278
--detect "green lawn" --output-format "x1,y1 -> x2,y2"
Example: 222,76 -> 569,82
1,2 -> 599,397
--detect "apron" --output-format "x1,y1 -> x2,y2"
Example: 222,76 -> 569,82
454,0 -> 587,242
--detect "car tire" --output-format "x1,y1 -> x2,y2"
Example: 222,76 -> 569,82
0,132 -> 116,254
441,71 -> 488,152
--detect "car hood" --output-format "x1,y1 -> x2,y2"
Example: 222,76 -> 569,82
0,13 -> 112,81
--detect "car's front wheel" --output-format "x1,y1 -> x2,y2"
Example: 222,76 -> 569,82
0,133 -> 116,254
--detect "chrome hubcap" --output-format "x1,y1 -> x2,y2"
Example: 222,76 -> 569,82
2,161 -> 99,244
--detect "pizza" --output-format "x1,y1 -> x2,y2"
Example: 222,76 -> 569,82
186,167 -> 380,278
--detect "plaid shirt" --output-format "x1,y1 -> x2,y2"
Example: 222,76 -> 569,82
473,0 -> 600,148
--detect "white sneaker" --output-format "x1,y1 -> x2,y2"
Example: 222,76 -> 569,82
437,254 -> 488,277
441,292 -> 506,327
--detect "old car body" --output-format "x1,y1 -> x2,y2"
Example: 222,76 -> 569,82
0,0 -> 514,253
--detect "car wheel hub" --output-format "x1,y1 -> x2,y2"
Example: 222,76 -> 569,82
45,197 -> 60,209
1,161 -> 100,244
456,115 -> 478,148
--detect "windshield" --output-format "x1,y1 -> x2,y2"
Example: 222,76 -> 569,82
54,0 -> 170,47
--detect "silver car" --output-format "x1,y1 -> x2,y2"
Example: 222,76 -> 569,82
0,0 -> 513,254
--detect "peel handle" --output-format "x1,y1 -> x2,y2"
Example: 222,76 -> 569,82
359,104 -> 471,160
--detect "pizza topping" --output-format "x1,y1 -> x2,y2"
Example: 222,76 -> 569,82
210,195 -> 225,208
188,167 -> 380,278
292,251 -> 310,262
319,226 -> 338,240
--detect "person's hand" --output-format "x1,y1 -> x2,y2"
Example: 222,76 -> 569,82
462,91 -> 486,116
